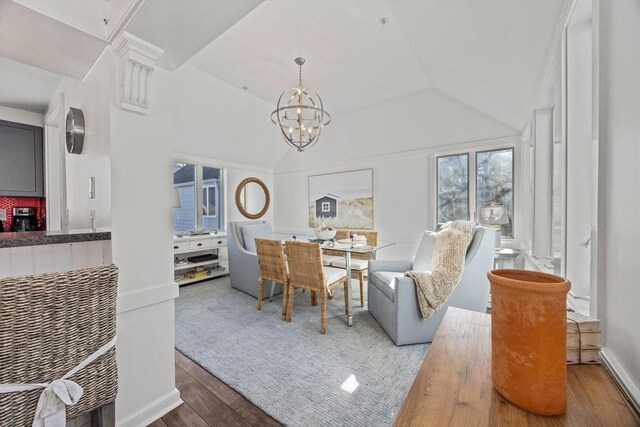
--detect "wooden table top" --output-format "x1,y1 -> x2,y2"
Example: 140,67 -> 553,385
394,307 -> 639,426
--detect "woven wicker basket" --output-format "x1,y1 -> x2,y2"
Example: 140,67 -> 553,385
0,264 -> 119,426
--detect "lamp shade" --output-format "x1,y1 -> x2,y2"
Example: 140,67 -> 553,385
479,204 -> 509,225
173,188 -> 181,208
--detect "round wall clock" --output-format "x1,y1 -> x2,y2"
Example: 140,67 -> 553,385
66,107 -> 85,154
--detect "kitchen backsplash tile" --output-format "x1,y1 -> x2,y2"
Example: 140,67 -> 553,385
0,196 -> 47,231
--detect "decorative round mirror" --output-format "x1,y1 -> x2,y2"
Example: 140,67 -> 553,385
235,177 -> 270,219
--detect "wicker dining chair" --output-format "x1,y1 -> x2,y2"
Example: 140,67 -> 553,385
0,264 -> 118,427
285,241 -> 348,334
330,230 -> 378,307
255,238 -> 290,320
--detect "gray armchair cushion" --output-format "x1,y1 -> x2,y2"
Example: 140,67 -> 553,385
370,271 -> 404,302
412,231 -> 435,271
240,223 -> 273,253
368,226 -> 495,346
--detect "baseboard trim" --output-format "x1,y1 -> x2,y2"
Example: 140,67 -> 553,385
117,388 -> 182,427
600,347 -> 640,417
117,282 -> 179,314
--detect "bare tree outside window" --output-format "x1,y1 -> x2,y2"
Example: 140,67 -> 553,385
476,148 -> 514,237
437,154 -> 469,223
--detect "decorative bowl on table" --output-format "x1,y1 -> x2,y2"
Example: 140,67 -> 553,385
314,228 -> 337,240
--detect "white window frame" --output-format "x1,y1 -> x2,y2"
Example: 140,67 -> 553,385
173,159 -> 225,232
432,141 -> 518,242
321,202 -> 330,212
202,183 -> 218,219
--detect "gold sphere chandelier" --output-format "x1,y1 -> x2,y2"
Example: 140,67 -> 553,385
271,57 -> 331,152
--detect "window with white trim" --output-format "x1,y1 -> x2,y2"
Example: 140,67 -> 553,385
173,162 -> 224,233
322,202 -> 330,212
436,147 -> 514,238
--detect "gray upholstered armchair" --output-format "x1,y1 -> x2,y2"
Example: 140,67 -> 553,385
227,220 -> 283,299
368,226 -> 495,345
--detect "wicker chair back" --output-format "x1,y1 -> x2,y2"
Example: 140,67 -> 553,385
255,238 -> 288,284
0,264 -> 119,426
285,241 -> 325,292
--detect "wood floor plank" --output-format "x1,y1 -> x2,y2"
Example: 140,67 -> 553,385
229,396 -> 283,427
147,418 -> 168,427
175,365 -> 252,427
161,402 -> 209,427
175,350 -> 242,406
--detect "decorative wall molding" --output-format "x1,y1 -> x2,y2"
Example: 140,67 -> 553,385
117,388 -> 182,427
599,348 -> 640,416
117,281 -> 179,314
112,32 -> 164,115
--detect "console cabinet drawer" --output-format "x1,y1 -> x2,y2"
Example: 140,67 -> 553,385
211,237 -> 227,248
189,239 -> 212,250
173,242 -> 189,253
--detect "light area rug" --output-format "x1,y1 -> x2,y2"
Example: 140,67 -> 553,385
175,277 -> 429,427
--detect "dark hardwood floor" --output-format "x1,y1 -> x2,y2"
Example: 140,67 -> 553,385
148,350 -> 281,427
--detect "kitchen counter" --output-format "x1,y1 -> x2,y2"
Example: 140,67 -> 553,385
0,229 -> 111,248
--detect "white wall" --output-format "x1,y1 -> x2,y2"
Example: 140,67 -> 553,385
109,64 -> 180,425
172,64 -> 287,169
0,105 -> 43,126
54,49 -> 113,230
275,88 -> 518,172
171,63 -> 282,228
274,135 -> 520,261
597,0 -> 640,409
273,86 -> 520,259
46,46 -> 181,425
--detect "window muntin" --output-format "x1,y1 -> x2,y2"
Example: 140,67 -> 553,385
203,185 -> 217,217
437,154 -> 470,223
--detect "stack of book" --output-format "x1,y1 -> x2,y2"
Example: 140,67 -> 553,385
567,312 -> 601,364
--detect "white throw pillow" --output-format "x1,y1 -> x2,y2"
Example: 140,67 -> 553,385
412,231 -> 436,272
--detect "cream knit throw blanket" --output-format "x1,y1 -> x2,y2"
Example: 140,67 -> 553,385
405,220 -> 475,320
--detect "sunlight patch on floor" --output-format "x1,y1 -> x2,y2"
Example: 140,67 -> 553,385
341,374 -> 359,393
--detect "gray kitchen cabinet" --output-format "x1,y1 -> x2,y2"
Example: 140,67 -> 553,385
0,120 -> 44,197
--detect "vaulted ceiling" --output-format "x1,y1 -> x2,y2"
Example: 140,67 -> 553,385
188,0 -> 570,132
0,0 -> 571,165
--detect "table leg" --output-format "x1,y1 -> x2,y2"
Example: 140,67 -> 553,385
345,252 -> 353,326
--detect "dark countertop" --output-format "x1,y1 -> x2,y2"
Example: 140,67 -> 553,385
0,229 -> 111,248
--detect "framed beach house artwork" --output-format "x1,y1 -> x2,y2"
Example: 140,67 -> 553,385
308,169 -> 374,229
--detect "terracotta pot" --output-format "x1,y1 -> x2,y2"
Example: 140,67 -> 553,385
488,269 -> 571,415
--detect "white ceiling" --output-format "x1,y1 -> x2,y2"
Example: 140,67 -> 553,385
388,0 -> 569,130
11,0 -> 110,40
0,57 -> 63,113
189,0 -> 431,116
126,0 -> 264,71
0,0 -> 108,80
0,0 -> 571,160
186,0 -> 569,131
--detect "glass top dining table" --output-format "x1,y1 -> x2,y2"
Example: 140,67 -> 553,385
290,236 -> 396,326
